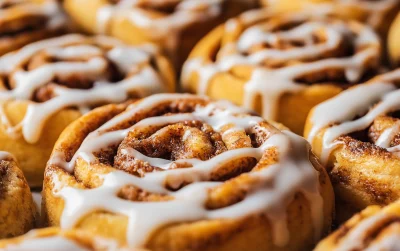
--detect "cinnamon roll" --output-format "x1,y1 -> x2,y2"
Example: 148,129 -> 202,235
62,0 -> 259,68
388,12 -> 400,66
261,0 -> 400,37
0,34 -> 175,187
315,201 -> 400,251
305,69 -> 400,223
42,93 -> 334,250
182,9 -> 381,135
0,0 -> 67,56
0,151 -> 37,238
0,227 -> 138,250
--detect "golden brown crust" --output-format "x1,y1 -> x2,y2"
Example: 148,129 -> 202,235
182,9 -> 381,135
0,154 -> 37,238
42,95 -> 334,251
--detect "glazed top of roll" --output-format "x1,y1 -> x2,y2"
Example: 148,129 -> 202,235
306,69 -> 400,164
0,34 -> 175,144
48,93 -> 326,248
0,228 -> 138,251
0,0 -> 66,43
315,201 -> 400,251
182,9 -> 381,120
96,0 -> 257,37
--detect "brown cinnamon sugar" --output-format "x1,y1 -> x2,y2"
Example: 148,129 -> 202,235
369,116 -> 400,147
82,98 -> 272,206
118,184 -> 173,202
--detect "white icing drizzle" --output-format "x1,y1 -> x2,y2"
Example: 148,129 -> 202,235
308,69 -> 400,163
1,230 -> 125,251
364,233 -> 400,251
0,0 -> 66,32
49,93 -> 324,248
96,0 -> 239,54
0,34 -> 169,144
376,121 -> 400,149
181,9 -> 380,120
335,208 -> 400,251
0,151 -> 14,161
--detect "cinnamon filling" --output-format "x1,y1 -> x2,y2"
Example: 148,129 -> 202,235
5,43 -> 141,103
0,16 -> 50,39
369,116 -> 400,147
0,76 -> 11,91
118,185 -> 173,202
91,101 -> 264,203
335,214 -> 400,251
334,113 -> 400,150
238,19 -> 374,83
308,72 -> 400,165
0,0 -> 23,9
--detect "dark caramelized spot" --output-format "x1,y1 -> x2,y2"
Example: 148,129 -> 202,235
118,185 -> 172,202
0,75 -> 11,91
0,161 -> 11,200
348,129 -> 371,144
93,144 -> 119,167
0,1 -> 17,9
114,122 -> 229,176
369,116 -> 400,147
331,109 -> 400,150
0,15 -> 49,38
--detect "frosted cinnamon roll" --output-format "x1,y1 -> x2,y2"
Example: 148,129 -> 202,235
261,0 -> 400,37
182,9 -> 381,135
305,69 -> 400,223
0,0 -> 67,56
42,93 -> 334,250
315,201 -> 400,251
0,151 -> 37,238
0,227 -> 138,250
0,34 -> 175,187
62,0 -> 259,68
